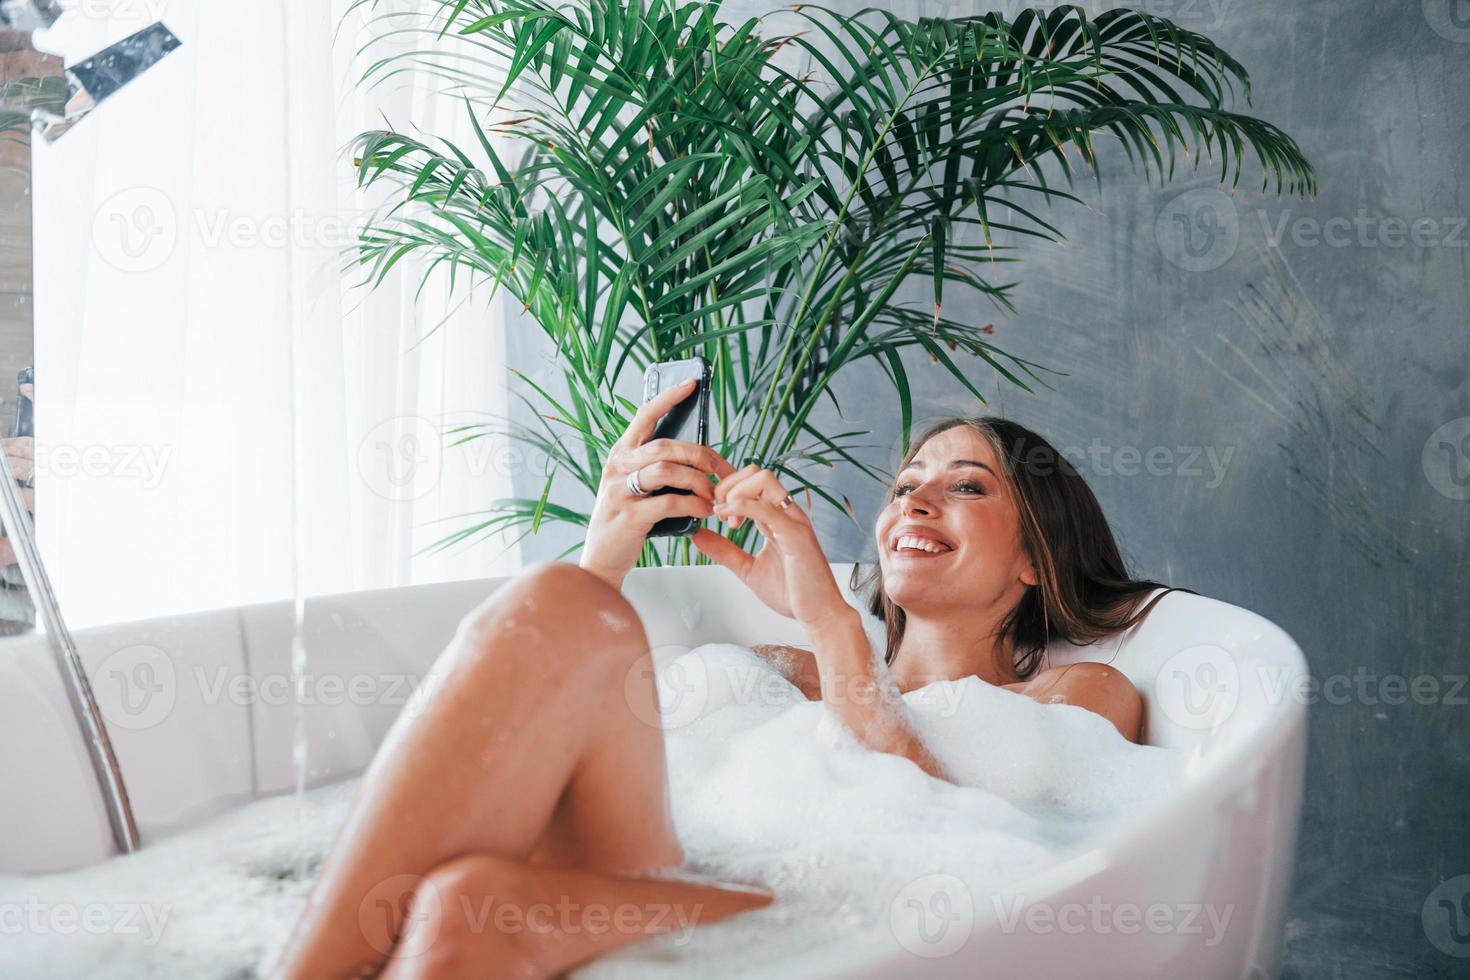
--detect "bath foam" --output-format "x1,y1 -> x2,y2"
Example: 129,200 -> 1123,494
0,642 -> 1181,979
578,643 -> 1183,978
0,779 -> 355,980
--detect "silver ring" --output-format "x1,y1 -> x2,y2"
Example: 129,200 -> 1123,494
626,466 -> 649,497
775,494 -> 793,510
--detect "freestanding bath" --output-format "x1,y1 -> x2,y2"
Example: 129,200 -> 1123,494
0,562 -> 1307,978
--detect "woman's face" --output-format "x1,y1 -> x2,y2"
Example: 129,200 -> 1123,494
873,425 -> 1038,615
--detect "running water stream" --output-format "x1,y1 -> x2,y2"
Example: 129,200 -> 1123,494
278,0 -> 311,876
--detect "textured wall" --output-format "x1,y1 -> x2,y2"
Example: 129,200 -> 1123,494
505,2 -> 1470,975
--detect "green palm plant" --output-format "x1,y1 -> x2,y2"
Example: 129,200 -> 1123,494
0,74 -> 65,144
348,0 -> 1315,567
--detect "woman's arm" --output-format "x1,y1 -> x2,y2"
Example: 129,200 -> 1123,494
796,609 -> 952,781
753,629 -> 950,779
691,468 -> 951,781
761,642 -> 1145,745
770,643 -> 1146,743
749,644 -> 822,699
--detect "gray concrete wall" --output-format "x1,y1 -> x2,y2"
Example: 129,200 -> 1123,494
504,2 -> 1470,975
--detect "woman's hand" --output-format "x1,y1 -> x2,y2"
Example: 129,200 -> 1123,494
579,379 -> 737,591
690,466 -> 850,629
698,469 -> 946,779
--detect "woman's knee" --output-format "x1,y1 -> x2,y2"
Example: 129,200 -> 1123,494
454,562 -> 647,665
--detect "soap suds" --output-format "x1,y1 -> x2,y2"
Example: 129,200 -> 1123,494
0,643 -> 1181,979
585,644 -> 1183,977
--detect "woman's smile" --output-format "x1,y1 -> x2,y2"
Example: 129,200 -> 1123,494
890,541 -> 955,559
889,526 -> 956,558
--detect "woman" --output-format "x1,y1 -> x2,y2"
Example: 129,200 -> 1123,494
274,379 -> 1177,979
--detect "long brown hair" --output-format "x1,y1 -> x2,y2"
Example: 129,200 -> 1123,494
850,417 -> 1188,680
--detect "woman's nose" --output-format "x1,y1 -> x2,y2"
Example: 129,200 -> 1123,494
901,489 -> 935,515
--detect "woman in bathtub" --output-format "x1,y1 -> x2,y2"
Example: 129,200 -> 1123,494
275,378 -> 1178,980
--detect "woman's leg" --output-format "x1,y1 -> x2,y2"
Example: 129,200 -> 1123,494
376,853 -> 771,980
273,561 -> 763,979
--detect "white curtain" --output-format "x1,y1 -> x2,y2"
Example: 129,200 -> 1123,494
31,0 -> 519,628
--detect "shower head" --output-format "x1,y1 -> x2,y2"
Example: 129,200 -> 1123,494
33,21 -> 182,143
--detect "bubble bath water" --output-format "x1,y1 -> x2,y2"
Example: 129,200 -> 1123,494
0,643 -> 1182,978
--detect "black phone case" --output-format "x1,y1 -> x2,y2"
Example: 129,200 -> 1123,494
643,356 -> 712,538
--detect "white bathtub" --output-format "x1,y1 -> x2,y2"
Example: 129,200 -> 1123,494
0,562 -> 1307,978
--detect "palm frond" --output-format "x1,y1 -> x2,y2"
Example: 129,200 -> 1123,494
347,0 -> 1317,564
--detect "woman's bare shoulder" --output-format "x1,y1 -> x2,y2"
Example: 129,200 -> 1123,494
1006,661 -> 1143,743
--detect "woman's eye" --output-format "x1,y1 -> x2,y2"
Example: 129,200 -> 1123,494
892,481 -> 983,497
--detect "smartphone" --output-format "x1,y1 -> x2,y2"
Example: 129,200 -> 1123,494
641,355 -> 712,538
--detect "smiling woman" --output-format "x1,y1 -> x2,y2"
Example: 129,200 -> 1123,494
676,414 -> 1186,778
732,416 -> 1184,745
854,417 -> 1190,698
256,384 -> 1217,978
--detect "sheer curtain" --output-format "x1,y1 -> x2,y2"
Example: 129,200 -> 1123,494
32,0 -> 518,628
